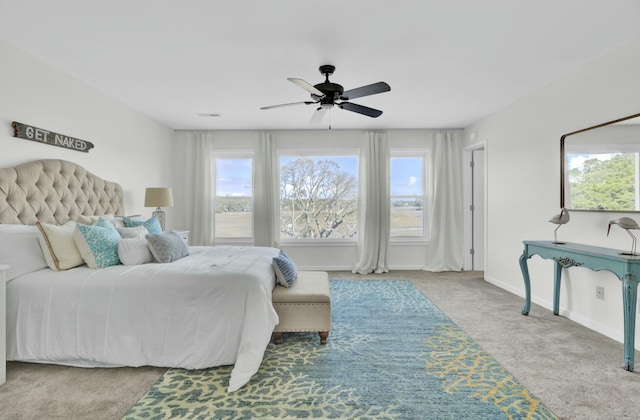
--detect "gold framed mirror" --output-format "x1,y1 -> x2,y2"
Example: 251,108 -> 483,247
561,113 -> 640,211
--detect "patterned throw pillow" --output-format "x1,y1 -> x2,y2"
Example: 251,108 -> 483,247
73,217 -> 122,268
145,230 -> 189,263
124,215 -> 162,234
272,249 -> 298,287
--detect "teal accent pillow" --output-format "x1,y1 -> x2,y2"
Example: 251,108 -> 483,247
146,230 -> 189,263
124,215 -> 162,234
272,250 -> 297,287
73,217 -> 122,268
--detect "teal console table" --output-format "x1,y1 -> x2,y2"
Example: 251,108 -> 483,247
519,240 -> 639,371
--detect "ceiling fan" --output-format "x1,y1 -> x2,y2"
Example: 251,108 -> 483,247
260,65 -> 391,124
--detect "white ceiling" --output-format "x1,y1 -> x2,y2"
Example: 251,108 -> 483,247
0,1 -> 639,131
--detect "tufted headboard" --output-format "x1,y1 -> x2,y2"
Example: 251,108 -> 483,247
0,159 -> 124,225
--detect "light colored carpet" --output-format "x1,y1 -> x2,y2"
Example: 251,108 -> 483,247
0,271 -> 638,419
0,362 -> 165,419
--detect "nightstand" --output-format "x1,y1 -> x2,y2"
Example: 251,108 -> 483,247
175,230 -> 189,246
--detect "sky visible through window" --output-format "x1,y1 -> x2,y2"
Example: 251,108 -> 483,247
216,158 -> 252,196
391,157 -> 422,195
215,156 -> 424,196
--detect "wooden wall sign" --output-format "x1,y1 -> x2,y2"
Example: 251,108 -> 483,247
12,121 -> 94,153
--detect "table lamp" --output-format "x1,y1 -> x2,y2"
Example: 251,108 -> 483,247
144,187 -> 173,231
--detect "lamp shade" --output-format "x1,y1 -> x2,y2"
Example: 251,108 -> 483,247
144,187 -> 174,208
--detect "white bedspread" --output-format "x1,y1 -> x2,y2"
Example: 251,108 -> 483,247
5,245 -> 280,392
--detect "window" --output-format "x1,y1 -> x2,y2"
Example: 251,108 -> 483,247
214,153 -> 253,239
279,153 -> 358,241
390,153 -> 428,239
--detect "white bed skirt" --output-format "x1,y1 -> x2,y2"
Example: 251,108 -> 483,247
6,245 -> 280,392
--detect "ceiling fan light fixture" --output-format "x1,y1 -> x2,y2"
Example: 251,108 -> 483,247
261,65 -> 390,122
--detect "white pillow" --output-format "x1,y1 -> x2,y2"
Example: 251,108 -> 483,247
118,237 -> 154,265
75,214 -> 115,226
36,220 -> 84,271
116,226 -> 148,238
75,214 -> 139,229
0,224 -> 49,281
75,215 -> 98,225
113,216 -> 126,228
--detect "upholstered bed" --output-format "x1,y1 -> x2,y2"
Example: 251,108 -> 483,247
0,159 -> 280,392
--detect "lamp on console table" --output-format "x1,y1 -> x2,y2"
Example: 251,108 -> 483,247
144,187 -> 173,231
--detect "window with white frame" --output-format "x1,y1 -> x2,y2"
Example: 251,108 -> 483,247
214,153 -> 253,240
279,152 -> 358,241
390,152 -> 428,240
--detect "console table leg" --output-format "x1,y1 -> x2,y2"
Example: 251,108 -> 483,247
553,261 -> 562,316
622,274 -> 638,372
519,250 -> 531,315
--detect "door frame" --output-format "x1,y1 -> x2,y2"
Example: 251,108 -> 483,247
463,140 -> 487,271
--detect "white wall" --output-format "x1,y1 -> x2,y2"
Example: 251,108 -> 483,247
464,39 -> 640,348
172,129 -> 461,270
0,39 -> 174,219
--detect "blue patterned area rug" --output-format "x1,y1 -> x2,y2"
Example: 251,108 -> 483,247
124,280 -> 556,419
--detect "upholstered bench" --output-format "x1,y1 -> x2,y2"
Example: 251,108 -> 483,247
272,271 -> 331,345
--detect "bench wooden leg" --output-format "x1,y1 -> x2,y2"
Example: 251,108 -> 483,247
319,331 -> 329,345
272,331 -> 283,345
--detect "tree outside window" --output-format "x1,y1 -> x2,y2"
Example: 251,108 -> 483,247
279,156 -> 358,240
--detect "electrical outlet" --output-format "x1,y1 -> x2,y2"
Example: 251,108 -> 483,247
596,286 -> 605,300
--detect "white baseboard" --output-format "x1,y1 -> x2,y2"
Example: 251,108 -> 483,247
387,265 -> 427,271
484,274 -> 525,298
484,274 -> 627,346
298,265 -> 352,271
298,265 -> 427,271
559,308 -> 624,344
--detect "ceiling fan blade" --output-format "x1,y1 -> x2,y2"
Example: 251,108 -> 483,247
341,82 -> 391,100
339,102 -> 383,118
288,78 -> 325,97
260,101 -> 315,110
309,107 -> 329,124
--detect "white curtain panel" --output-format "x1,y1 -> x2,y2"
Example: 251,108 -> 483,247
352,131 -> 390,274
253,132 -> 280,247
184,132 -> 216,245
423,131 -> 464,271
